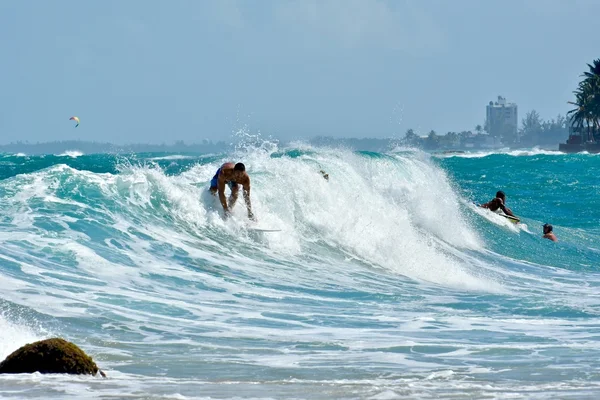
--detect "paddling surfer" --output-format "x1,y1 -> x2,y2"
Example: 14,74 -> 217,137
480,191 -> 516,217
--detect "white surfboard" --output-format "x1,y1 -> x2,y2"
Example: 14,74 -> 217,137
499,214 -> 520,223
492,209 -> 520,223
247,227 -> 282,232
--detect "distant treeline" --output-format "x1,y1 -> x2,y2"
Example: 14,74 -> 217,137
0,119 -> 569,156
401,110 -> 570,150
306,136 -> 396,152
517,111 -> 570,147
0,137 -> 399,155
0,140 -> 230,155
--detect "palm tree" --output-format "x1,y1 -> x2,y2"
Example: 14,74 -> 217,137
475,125 -> 483,135
581,78 -> 600,139
583,58 -> 600,81
568,89 -> 592,142
568,60 -> 600,142
567,104 -> 586,137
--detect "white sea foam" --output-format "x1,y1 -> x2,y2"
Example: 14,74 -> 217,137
1,144 -> 599,399
0,313 -> 47,360
435,147 -> 565,159
149,155 -> 195,161
57,150 -> 84,158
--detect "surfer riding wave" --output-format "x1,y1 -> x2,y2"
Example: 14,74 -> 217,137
480,190 -> 516,217
209,162 -> 255,220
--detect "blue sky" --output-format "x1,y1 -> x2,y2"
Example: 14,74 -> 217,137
1,0 -> 598,144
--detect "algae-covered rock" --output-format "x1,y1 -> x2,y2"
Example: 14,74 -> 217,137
0,338 -> 105,377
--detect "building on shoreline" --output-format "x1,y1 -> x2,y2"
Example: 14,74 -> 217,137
485,96 -> 518,142
558,125 -> 600,153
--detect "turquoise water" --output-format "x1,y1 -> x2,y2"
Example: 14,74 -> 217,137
1,146 -> 600,399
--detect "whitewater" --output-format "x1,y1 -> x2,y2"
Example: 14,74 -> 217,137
1,143 -> 600,399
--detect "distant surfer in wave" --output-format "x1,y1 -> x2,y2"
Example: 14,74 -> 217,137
209,162 -> 254,220
480,190 -> 516,217
542,223 -> 558,242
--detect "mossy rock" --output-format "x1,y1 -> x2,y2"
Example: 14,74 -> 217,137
0,338 -> 105,376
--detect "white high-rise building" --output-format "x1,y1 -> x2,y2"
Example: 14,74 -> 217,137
486,96 -> 518,140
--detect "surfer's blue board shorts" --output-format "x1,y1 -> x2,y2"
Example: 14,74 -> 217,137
210,168 -> 238,190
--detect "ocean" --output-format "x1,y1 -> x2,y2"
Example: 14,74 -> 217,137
1,144 -> 600,399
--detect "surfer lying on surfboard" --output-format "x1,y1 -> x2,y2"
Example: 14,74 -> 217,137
209,162 -> 255,220
480,191 -> 517,218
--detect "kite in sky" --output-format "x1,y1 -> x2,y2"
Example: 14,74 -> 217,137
69,116 -> 80,127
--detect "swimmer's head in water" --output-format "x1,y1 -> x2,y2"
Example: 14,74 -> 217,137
543,223 -> 553,234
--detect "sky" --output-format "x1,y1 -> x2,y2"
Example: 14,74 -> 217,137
1,0 -> 599,144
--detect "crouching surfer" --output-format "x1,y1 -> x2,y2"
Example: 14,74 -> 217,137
209,162 -> 255,220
